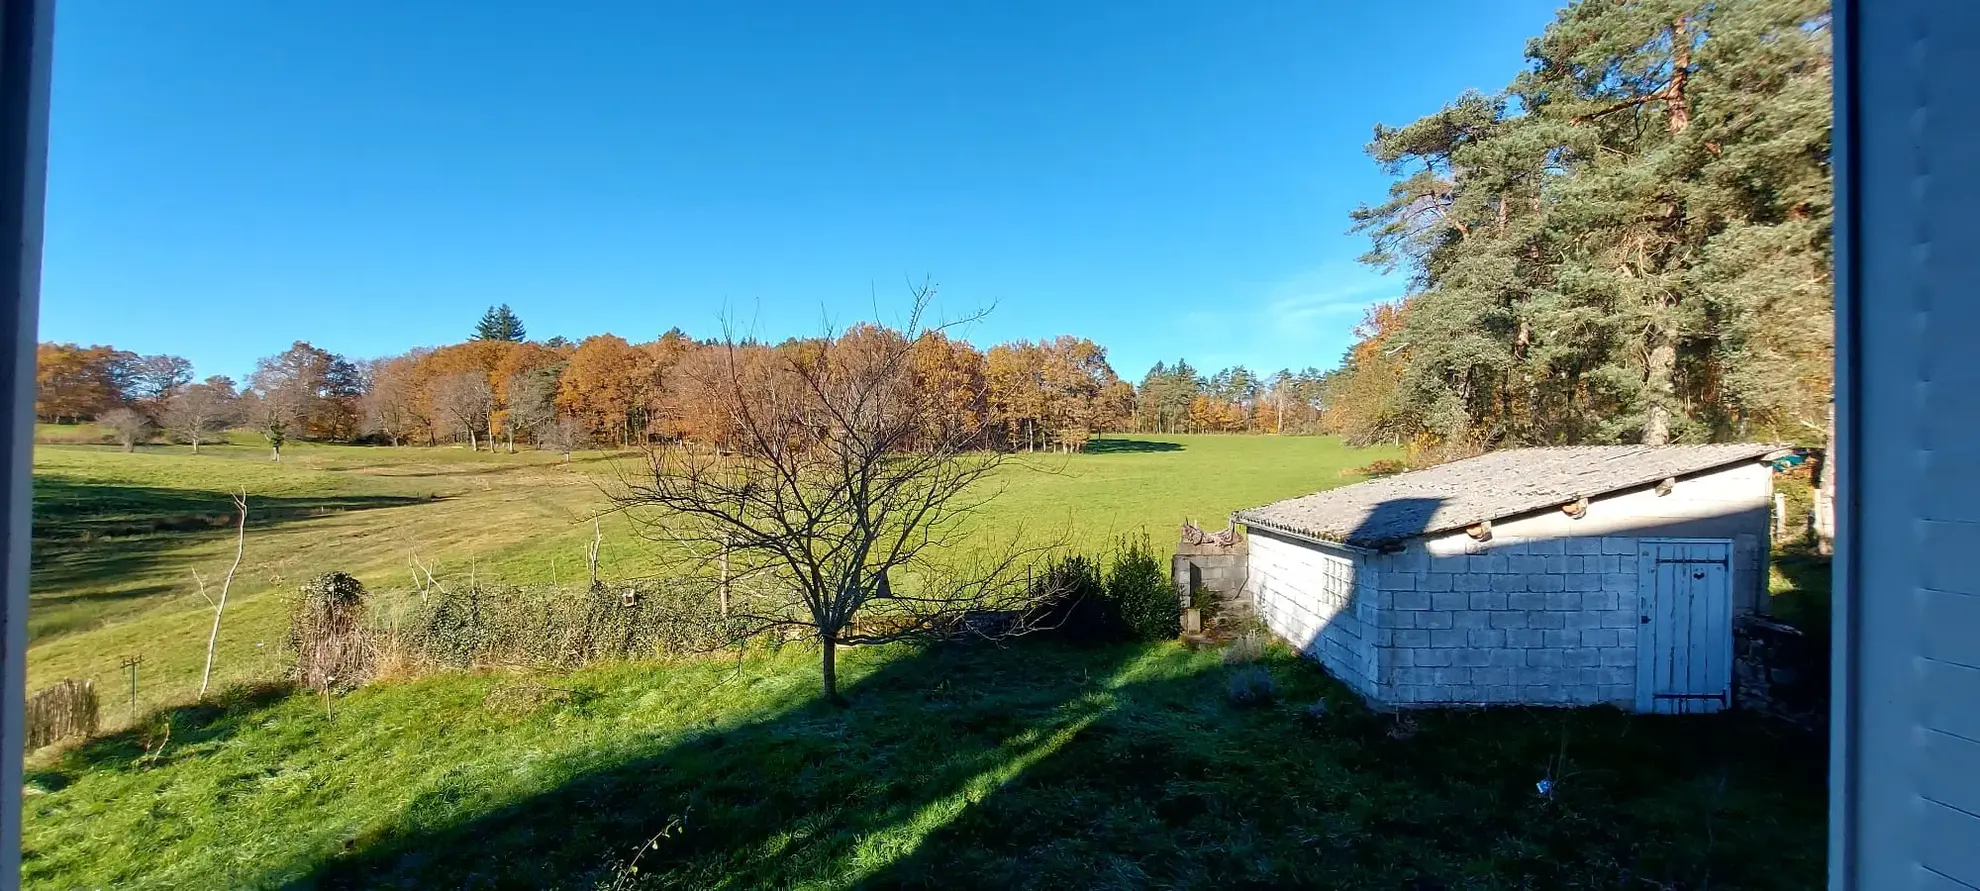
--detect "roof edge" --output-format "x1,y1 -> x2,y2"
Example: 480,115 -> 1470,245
1403,444 -> 1781,543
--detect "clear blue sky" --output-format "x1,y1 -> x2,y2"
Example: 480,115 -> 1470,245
41,1 -> 1562,384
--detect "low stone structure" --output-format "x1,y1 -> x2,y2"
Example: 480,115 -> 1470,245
1173,522 -> 1247,610
1732,614 -> 1828,731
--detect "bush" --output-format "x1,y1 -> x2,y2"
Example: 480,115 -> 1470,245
1222,630 -> 1265,665
1106,535 -> 1180,641
1348,458 -> 1408,478
1033,554 -> 1112,642
397,581 -> 735,670
1226,665 -> 1278,708
288,572 -> 376,692
1034,536 -> 1182,644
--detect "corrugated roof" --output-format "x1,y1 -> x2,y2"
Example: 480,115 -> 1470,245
1233,444 -> 1781,548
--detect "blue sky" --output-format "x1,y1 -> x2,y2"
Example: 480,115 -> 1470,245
41,1 -> 1562,384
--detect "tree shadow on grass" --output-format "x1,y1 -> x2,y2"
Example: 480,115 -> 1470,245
58,640 -> 1825,889
27,681 -> 299,792
863,652 -> 1827,890
1081,438 -> 1184,455
270,641 -> 1152,889
29,479 -> 434,640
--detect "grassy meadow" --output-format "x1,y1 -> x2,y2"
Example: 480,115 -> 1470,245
20,431 -> 1828,889
28,430 -> 1391,723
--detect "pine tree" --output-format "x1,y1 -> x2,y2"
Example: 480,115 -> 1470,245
473,304 -> 527,342
1335,0 -> 1831,453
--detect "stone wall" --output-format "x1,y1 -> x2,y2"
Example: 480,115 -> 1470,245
1733,615 -> 1828,731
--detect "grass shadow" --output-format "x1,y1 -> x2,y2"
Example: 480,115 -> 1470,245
274,640 -> 1150,889
28,681 -> 299,790
862,649 -> 1826,889
1081,438 -> 1185,455
29,479 -> 434,640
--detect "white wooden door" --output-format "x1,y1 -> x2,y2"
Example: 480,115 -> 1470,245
1634,539 -> 1734,714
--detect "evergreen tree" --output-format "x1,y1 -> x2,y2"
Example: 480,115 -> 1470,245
1336,0 -> 1831,453
473,304 -> 527,342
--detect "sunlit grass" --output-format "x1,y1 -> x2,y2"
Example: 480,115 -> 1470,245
28,434 -> 1396,717
20,640 -> 1824,889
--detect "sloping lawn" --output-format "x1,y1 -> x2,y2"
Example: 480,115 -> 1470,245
22,641 -> 1824,890
28,434 -> 1397,718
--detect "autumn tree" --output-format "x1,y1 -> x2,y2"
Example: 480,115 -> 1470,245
985,341 -> 1048,450
491,341 -> 565,451
360,353 -> 430,446
161,376 -> 240,453
557,334 -> 650,446
612,294 -> 1058,703
34,343 -> 135,422
414,340 -> 512,448
429,372 -> 496,451
248,341 -> 363,443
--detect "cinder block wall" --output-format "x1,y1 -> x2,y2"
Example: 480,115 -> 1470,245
1242,461 -> 1772,710
1248,529 -> 1379,698
1366,536 -> 1642,706
1172,537 -> 1248,609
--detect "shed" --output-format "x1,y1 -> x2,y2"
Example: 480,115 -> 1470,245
1233,444 -> 1783,713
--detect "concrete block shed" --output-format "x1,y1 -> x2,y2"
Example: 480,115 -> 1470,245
1232,444 -> 1784,713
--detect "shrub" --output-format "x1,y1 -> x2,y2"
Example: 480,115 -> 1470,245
397,581 -> 736,670
1106,535 -> 1180,641
25,679 -> 98,751
288,572 -> 376,692
1033,554 -> 1113,642
1222,630 -> 1265,665
1348,458 -> 1408,478
1226,665 -> 1278,708
1035,537 -> 1183,644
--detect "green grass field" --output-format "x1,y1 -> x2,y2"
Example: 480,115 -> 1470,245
23,641 -> 1823,890
21,433 -> 1826,889
28,432 -> 1392,722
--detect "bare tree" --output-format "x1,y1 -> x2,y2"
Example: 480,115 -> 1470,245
161,376 -> 239,454
429,372 -> 495,451
199,491 -> 248,696
537,414 -> 584,464
100,407 -> 152,453
239,390 -> 294,461
506,366 -> 561,452
609,288 -> 1058,703
360,355 -> 425,446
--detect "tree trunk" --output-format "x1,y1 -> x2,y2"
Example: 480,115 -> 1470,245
1643,325 -> 1678,446
1666,17 -> 1692,135
821,635 -> 842,705
190,439 -> 199,455
270,445 -> 281,462
1816,400 -> 1837,555
467,427 -> 477,452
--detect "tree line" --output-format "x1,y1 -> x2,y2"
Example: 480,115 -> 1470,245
35,304 -> 1342,456
1322,0 -> 1832,461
